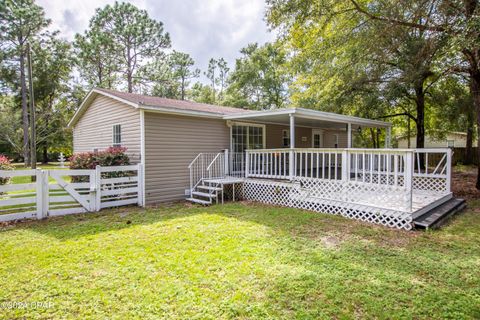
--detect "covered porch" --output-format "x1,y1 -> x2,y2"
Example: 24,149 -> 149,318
188,108 -> 454,231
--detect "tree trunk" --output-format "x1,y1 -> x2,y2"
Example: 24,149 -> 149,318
471,73 -> 480,190
42,144 -> 48,164
414,85 -> 425,149
369,128 -> 377,148
465,107 -> 474,165
20,49 -> 30,166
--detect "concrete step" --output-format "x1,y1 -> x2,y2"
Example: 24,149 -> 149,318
413,198 -> 466,230
192,191 -> 216,198
186,197 -> 211,205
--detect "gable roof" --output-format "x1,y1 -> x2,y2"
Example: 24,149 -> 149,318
68,87 -> 391,129
68,88 -> 249,127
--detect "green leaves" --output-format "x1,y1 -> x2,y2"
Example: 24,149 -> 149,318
74,1 -> 171,93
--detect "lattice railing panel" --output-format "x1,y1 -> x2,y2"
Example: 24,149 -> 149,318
243,179 -> 413,230
413,176 -> 447,193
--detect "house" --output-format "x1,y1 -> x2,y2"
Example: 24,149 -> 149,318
397,132 -> 471,148
69,88 -> 460,230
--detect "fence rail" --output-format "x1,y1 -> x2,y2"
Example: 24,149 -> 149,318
0,164 -> 143,222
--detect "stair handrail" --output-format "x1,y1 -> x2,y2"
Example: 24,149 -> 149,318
206,152 -> 225,179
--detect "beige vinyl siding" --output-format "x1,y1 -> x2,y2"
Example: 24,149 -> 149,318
323,130 -> 348,148
144,113 -> 229,204
73,95 -> 141,162
265,124 -> 312,148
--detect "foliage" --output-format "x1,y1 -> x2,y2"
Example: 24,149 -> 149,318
0,154 -> 13,185
0,0 -> 51,164
69,146 -> 130,182
0,202 -> 479,318
69,147 -> 130,170
78,1 -> 171,93
226,42 -> 291,110
149,51 -> 200,100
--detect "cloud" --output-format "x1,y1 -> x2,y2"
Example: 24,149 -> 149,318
37,0 -> 274,80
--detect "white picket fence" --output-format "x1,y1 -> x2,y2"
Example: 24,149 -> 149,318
0,164 -> 143,222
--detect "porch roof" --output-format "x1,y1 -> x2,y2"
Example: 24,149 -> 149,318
223,108 -> 391,129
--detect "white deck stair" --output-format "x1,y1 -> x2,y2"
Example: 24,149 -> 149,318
187,180 -> 223,205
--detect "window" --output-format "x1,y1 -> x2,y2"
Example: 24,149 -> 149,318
282,129 -> 290,147
231,123 -> 265,153
447,140 -> 454,148
113,124 -> 122,147
333,134 -> 339,148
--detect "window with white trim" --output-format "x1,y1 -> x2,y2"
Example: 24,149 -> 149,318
282,129 -> 290,147
232,124 -> 265,153
333,134 -> 339,148
113,124 -> 122,147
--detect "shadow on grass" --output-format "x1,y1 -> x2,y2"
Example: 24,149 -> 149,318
2,200 -> 479,318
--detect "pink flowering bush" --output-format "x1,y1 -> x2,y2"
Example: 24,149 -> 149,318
0,154 -> 14,186
69,147 -> 131,182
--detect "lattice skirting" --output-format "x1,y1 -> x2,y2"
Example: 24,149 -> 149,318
243,179 -> 413,230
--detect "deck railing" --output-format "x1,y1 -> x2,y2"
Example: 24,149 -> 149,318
244,148 -> 452,212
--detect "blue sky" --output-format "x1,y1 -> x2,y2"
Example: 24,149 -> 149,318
37,0 -> 274,80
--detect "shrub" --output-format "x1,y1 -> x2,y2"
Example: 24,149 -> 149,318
0,154 -> 14,186
69,147 -> 131,182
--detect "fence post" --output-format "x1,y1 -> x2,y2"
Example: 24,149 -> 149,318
42,170 -> 49,217
446,148 -> 452,193
35,169 -> 43,219
404,151 -> 414,212
245,151 -> 250,178
95,165 -> 102,212
289,150 -> 295,180
137,163 -> 144,207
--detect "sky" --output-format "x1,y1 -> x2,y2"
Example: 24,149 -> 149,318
37,0 -> 275,81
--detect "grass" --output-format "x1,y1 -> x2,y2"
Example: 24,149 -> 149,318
0,201 -> 479,319
10,163 -> 69,185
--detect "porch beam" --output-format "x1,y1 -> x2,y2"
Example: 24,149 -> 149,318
289,114 -> 295,180
385,127 -> 392,148
347,123 -> 352,148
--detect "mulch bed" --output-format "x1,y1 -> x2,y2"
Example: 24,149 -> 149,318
452,166 -> 480,201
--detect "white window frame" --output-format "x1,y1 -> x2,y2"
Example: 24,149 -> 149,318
282,129 -> 290,148
230,122 -> 266,152
112,124 -> 122,147
311,129 -> 324,148
333,134 -> 339,148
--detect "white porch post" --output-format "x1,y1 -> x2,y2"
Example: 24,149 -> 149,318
347,123 -> 352,148
224,149 -> 229,176
289,113 -> 295,180
385,127 -> 392,148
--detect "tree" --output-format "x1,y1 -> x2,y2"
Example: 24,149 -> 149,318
32,34 -> 73,163
0,0 -> 50,165
216,58 -> 229,100
74,26 -> 118,89
226,42 -> 290,109
169,51 -> 200,100
86,1 -> 171,93
204,58 -> 218,102
342,0 -> 480,187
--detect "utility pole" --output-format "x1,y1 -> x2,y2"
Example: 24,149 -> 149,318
26,42 -> 36,170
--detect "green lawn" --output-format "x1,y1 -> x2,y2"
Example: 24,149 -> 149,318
9,163 -> 69,185
0,202 -> 479,319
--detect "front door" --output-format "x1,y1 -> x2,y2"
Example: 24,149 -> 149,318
312,130 -> 323,148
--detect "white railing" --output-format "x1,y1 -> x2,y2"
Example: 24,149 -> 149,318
246,149 -> 290,179
245,148 -> 452,212
207,152 -> 225,179
0,164 -> 143,222
188,152 -> 223,193
228,152 -> 246,178
412,148 -> 452,193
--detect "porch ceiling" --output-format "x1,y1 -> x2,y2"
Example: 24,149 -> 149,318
224,108 -> 391,129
